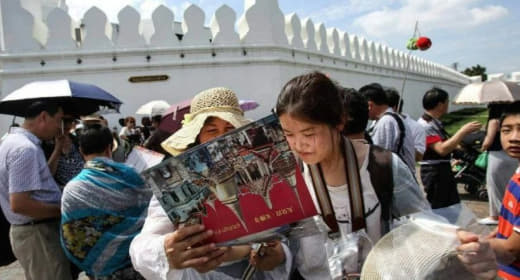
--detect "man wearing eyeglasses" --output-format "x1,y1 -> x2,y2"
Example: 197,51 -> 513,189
0,100 -> 72,280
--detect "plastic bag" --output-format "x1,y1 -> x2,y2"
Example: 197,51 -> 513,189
360,207 -> 492,280
475,151 -> 488,169
325,229 -> 373,280
287,216 -> 327,240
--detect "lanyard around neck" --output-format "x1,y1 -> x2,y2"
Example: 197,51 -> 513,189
307,136 -> 366,236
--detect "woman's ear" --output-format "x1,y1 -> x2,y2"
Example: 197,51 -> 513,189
336,115 -> 347,132
336,123 -> 345,132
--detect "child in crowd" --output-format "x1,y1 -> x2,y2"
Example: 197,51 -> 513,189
487,102 -> 520,279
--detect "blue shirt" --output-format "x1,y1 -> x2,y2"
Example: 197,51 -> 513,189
0,127 -> 62,225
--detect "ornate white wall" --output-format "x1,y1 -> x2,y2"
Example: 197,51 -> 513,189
0,0 -> 474,129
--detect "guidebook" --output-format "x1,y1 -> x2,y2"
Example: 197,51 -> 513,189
142,114 -> 318,245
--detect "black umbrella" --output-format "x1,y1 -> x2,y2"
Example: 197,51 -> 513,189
0,80 -> 122,117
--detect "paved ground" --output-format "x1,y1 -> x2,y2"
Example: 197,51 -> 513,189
0,260 -> 89,280
0,184 -> 492,280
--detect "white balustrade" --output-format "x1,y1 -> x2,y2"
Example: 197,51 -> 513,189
116,6 -> 146,48
211,5 -> 240,45
2,0 -> 497,132
285,13 -> 303,49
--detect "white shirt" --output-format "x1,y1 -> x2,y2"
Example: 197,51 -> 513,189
303,149 -> 382,242
402,113 -> 426,155
119,126 -> 136,137
295,140 -> 430,279
129,195 -> 293,280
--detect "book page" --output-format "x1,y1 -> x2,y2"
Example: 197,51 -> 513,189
142,114 -> 318,245
125,146 -> 165,172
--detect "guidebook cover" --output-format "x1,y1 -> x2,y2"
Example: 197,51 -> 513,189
142,114 -> 318,245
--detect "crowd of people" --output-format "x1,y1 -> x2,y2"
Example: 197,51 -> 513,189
0,71 -> 520,280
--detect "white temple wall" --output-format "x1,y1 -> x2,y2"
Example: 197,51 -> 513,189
0,0 -> 473,129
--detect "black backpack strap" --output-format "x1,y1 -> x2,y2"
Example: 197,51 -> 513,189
383,112 -> 406,155
423,112 -> 450,138
342,137 -> 366,232
366,145 -> 394,234
421,112 -> 433,122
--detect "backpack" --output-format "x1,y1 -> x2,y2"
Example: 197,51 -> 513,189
366,145 -> 395,234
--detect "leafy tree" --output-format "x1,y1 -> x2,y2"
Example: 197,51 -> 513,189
462,64 -> 487,81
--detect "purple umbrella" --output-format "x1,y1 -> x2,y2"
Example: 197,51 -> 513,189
159,99 -> 259,134
239,100 -> 259,111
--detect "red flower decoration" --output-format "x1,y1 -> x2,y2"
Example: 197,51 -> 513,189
416,36 -> 432,51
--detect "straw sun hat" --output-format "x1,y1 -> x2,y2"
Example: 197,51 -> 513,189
161,87 -> 250,156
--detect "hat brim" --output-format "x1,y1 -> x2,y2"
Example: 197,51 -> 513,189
161,111 -> 250,156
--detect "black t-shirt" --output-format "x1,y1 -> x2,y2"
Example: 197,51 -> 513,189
488,104 -> 507,151
144,128 -> 170,155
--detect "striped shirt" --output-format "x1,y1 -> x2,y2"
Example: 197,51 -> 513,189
0,127 -> 62,225
497,169 -> 520,280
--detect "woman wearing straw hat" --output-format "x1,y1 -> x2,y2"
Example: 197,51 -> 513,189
130,87 -> 290,279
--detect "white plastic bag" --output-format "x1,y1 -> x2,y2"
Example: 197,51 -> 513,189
325,229 -> 373,280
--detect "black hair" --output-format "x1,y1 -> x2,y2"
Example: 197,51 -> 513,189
339,87 -> 369,135
422,87 -> 449,110
79,124 -> 113,155
152,115 -> 162,124
275,71 -> 343,126
500,101 -> 520,126
141,116 -> 151,126
24,100 -> 62,119
385,88 -> 403,112
359,83 -> 388,105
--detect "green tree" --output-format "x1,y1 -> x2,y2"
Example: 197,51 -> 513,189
462,64 -> 487,81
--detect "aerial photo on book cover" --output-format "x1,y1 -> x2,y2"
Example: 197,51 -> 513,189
142,114 -> 318,245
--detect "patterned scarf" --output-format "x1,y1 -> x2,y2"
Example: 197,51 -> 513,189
61,157 -> 151,277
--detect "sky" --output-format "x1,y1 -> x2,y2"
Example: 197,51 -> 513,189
64,0 -> 519,76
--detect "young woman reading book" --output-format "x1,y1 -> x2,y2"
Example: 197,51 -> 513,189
275,72 -> 497,279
